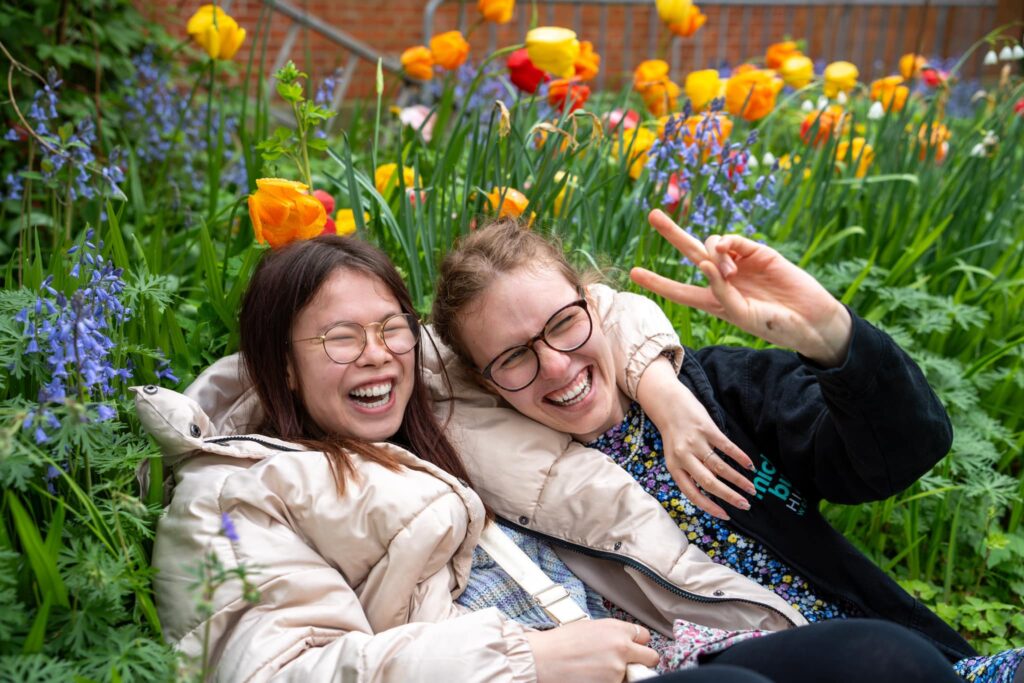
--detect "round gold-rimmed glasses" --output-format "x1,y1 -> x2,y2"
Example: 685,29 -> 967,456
292,313 -> 420,364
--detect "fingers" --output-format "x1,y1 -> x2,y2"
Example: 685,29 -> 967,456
674,468 -> 731,520
714,436 -> 756,474
690,451 -> 754,510
629,267 -> 722,316
698,260 -> 748,319
620,623 -> 660,668
647,209 -> 709,263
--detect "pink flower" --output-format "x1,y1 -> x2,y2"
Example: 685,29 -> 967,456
920,66 -> 949,88
1014,98 -> 1024,116
398,104 -> 436,142
603,108 -> 639,133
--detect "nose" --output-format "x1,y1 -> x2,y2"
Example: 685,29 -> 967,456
535,342 -> 571,380
356,330 -> 391,366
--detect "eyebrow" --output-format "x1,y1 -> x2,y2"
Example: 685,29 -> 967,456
317,310 -> 405,335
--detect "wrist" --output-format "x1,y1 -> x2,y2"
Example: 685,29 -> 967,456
804,305 -> 853,367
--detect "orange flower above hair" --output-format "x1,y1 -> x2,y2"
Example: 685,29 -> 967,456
430,30 -> 470,71
485,187 -> 530,218
725,68 -> 783,121
765,41 -> 801,70
870,75 -> 909,112
401,46 -> 434,81
478,0 -> 514,24
548,79 -> 591,113
248,178 -> 327,248
574,41 -> 601,82
667,4 -> 707,38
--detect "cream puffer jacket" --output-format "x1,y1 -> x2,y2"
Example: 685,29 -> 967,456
422,286 -> 809,638
135,284 -> 722,683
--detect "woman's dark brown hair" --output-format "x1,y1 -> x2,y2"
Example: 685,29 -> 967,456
240,235 -> 472,493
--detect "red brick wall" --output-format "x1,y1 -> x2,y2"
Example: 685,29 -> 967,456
143,1 -> 1001,101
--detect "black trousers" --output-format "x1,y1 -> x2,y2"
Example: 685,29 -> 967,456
653,619 -> 961,683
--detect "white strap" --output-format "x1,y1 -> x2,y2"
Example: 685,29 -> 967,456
478,522 -> 658,681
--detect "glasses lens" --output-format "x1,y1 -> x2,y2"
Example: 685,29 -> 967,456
323,323 -> 366,364
489,346 -> 539,391
381,314 -> 419,355
544,303 -> 592,352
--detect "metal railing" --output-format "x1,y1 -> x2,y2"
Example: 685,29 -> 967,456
424,0 -> 998,83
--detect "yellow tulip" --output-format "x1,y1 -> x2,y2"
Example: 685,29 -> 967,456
478,0 -> 514,24
667,4 -> 707,38
899,53 -> 926,80
526,27 -> 580,78
657,0 -> 694,25
335,209 -> 370,237
780,54 -> 814,89
870,75 -> 909,112
248,178 -> 326,249
430,30 -> 470,71
552,172 -> 577,217
836,137 -> 873,177
613,126 -> 658,180
634,60 -> 679,116
375,163 -> 416,196
725,68 -> 783,121
485,187 -> 530,218
823,61 -> 859,98
186,4 -> 246,61
684,69 -> 721,112
401,46 -> 434,81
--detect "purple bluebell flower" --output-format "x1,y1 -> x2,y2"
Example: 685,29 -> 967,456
221,512 -> 240,542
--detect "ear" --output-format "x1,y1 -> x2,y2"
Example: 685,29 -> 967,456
286,356 -> 297,392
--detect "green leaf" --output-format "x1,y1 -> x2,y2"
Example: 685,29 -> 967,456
5,492 -> 69,608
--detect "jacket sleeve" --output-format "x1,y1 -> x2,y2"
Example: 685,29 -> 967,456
211,466 -> 536,683
694,312 -> 953,504
587,284 -> 683,398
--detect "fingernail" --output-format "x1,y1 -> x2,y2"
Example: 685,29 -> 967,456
747,463 -> 757,472
737,500 -> 751,511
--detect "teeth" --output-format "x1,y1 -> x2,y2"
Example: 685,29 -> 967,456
350,382 -> 393,398
548,369 -> 591,406
354,395 -> 389,409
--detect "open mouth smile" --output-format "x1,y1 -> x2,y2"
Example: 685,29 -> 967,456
544,367 -> 592,407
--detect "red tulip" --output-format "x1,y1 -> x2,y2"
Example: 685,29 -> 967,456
507,48 -> 550,94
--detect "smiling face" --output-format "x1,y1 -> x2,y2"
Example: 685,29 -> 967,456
288,269 -> 416,442
459,265 -> 627,442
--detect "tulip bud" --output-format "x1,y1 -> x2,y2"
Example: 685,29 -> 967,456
998,46 -> 1014,61
867,101 -> 885,120
983,50 -> 998,65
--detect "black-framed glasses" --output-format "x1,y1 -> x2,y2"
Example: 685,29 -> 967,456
480,298 -> 593,392
293,313 -> 420,364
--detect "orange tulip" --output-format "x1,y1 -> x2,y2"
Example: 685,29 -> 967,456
765,41 -> 801,70
548,79 -> 591,112
680,112 -> 733,152
574,40 -> 601,81
401,46 -> 434,81
485,187 -> 530,218
634,59 -> 670,89
667,4 -> 707,38
430,30 -> 470,71
634,60 -> 679,117
799,106 -> 846,146
725,68 -> 783,121
836,137 -> 873,177
918,122 -> 951,163
899,53 -> 926,80
870,75 -> 909,112
248,178 -> 326,248
478,0 -> 514,24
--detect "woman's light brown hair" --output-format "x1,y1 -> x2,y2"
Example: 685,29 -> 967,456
431,217 -> 592,371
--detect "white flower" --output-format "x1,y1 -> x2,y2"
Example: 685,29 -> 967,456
982,130 -> 998,147
801,99 -> 814,113
1013,45 -> 1024,60
747,154 -> 760,169
998,46 -> 1014,61
816,95 -> 829,109
983,50 -> 998,65
762,152 -> 777,166
836,91 -> 848,105
969,143 -> 986,157
867,101 -> 885,120
970,89 -> 988,102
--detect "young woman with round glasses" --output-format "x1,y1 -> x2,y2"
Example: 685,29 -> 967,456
429,213 -> 1021,682
135,234 -> 787,683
